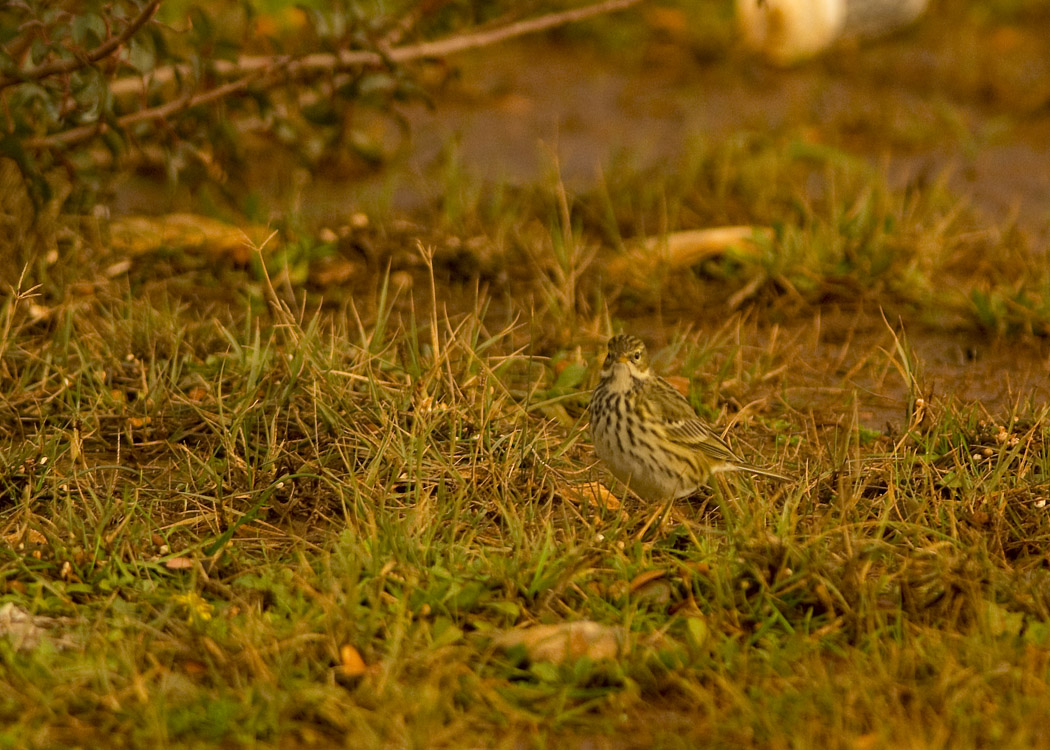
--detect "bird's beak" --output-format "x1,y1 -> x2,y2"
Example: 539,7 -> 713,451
616,354 -> 628,364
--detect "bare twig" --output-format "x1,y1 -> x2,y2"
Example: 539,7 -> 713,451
26,71 -> 266,149
387,0 -> 642,61
24,0 -> 643,152
0,0 -> 161,92
108,0 -> 642,96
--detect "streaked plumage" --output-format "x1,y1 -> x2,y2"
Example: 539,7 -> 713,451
589,334 -> 787,500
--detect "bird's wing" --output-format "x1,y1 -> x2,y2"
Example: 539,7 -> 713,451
663,417 -> 741,464
643,380 -> 743,464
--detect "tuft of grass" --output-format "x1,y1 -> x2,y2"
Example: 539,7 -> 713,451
3,226 -> 1050,747
4,5 -> 1050,733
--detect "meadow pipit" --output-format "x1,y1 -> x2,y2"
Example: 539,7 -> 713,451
589,334 -> 787,500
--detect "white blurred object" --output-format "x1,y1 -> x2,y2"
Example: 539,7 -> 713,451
736,0 -> 929,66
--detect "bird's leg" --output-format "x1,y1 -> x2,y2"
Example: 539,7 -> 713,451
634,495 -> 677,542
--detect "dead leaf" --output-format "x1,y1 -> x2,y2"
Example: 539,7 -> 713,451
607,227 -> 773,289
181,659 -> 208,676
165,557 -> 195,570
0,602 -> 77,651
629,569 -> 666,592
3,528 -> 48,549
664,375 -> 690,397
494,621 -> 624,664
339,644 -> 368,677
107,214 -> 270,265
562,481 -> 622,511
630,570 -> 673,607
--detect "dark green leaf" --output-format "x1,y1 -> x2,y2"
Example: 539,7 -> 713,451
72,13 -> 107,48
127,36 -> 157,74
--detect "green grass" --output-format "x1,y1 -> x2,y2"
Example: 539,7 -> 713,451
4,0 -> 1050,743
5,180 -> 1050,749
2,213 -> 1050,747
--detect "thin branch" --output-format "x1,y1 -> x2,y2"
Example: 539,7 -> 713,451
109,0 -> 642,96
27,0 -> 643,151
0,0 -> 162,92
26,72 -> 265,149
388,0 -> 643,61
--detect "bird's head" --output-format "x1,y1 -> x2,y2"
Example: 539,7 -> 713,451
602,334 -> 650,378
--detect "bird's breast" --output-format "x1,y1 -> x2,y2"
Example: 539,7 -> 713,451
601,363 -> 636,394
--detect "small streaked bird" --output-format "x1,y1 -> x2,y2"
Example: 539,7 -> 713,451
589,334 -> 788,500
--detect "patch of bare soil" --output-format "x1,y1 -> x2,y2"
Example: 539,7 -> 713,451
394,13 -> 1050,243
375,9 -> 1050,420
110,3 -> 1050,420
773,311 -> 1050,431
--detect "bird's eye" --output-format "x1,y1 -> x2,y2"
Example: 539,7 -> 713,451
631,351 -> 641,361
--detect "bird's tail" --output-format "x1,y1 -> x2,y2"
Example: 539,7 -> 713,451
714,463 -> 791,483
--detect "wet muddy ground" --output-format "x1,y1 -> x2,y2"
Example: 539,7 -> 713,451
400,12 -> 1050,424
111,2 -> 1050,425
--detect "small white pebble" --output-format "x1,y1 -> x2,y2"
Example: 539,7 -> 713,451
1036,499 -> 1047,509
595,533 -> 605,542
